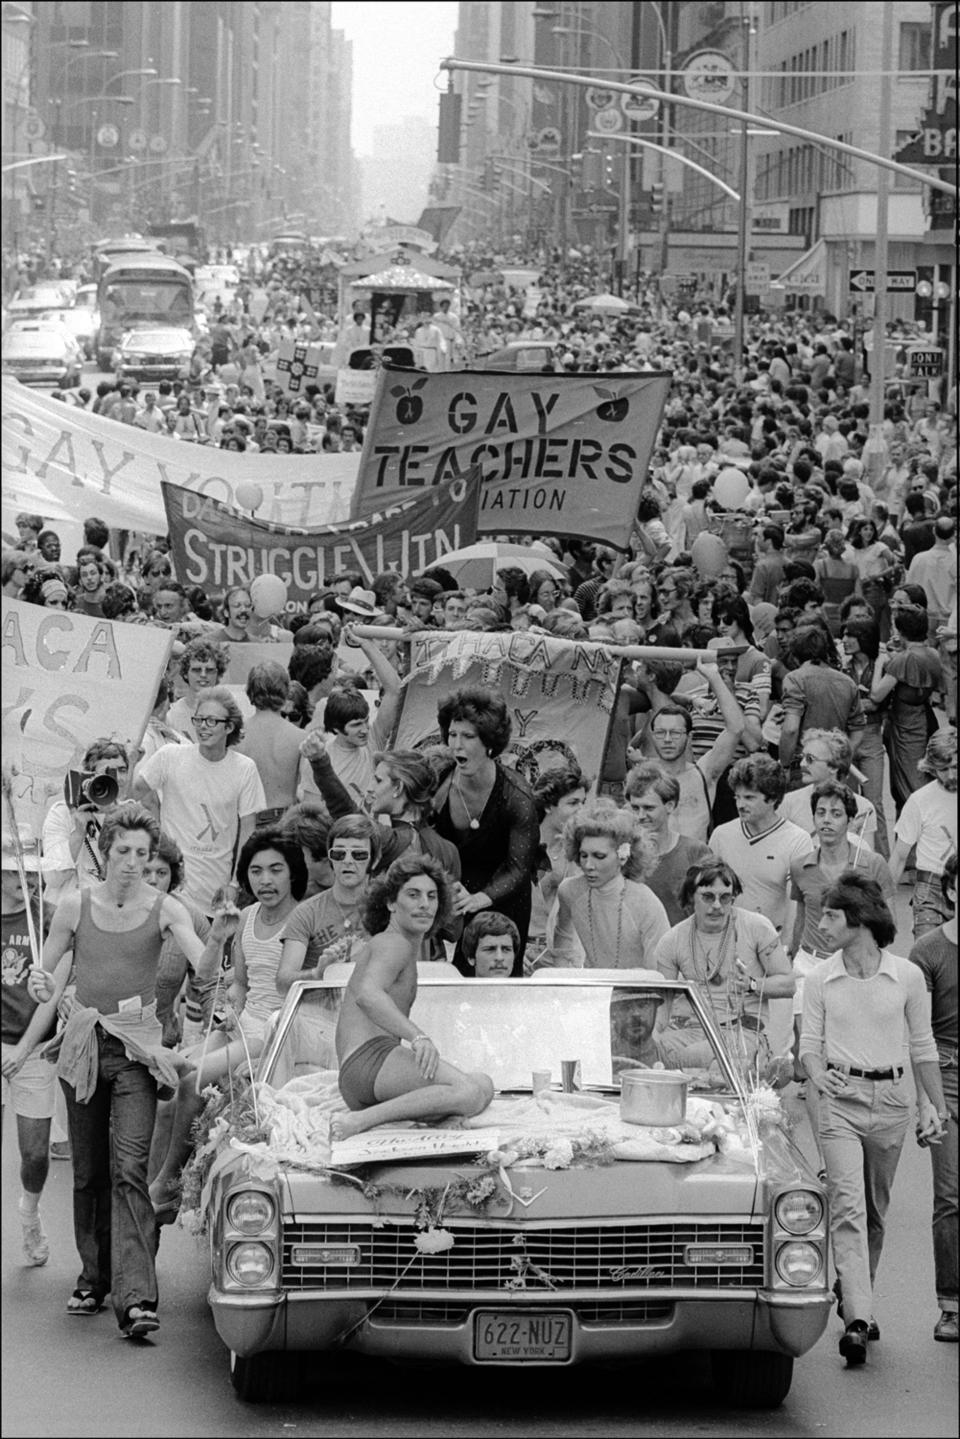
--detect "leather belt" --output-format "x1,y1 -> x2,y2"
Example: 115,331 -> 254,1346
915,870 -> 943,884
828,1063 -> 904,1082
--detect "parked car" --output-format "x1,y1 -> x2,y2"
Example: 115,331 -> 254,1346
472,340 -> 561,372
198,970 -> 830,1407
113,325 -> 195,381
1,322 -> 82,386
53,282 -> 100,357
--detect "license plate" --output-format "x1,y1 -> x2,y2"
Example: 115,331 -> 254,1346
473,1309 -> 572,1362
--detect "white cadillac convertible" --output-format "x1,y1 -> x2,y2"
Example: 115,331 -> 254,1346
189,969 -> 831,1407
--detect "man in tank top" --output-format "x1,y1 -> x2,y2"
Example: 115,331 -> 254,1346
29,804 -> 237,1342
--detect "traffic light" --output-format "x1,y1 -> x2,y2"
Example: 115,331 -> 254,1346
437,90 -> 462,163
650,181 -> 664,214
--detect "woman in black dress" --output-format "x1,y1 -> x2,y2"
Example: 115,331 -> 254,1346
432,687 -> 539,975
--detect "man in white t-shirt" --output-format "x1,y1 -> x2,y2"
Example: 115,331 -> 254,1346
889,731 -> 957,940
711,754 -> 813,935
133,686 -> 265,911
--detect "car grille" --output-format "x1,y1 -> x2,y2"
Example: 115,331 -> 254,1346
282,1221 -> 764,1292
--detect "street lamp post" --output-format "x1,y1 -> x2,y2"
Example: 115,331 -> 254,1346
732,9 -> 758,373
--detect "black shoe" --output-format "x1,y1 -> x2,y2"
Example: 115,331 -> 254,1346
839,1321 -> 869,1366
867,1317 -> 880,1342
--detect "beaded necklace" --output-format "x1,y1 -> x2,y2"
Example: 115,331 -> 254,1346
689,915 -> 736,986
586,880 -> 625,968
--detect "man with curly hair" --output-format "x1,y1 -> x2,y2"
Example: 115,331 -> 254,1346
166,638 -> 230,741
331,854 -> 494,1140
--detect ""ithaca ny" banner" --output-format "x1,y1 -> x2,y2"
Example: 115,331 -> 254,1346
162,472 -> 480,611
351,369 -> 670,550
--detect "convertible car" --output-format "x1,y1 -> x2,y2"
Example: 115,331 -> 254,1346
196,969 -> 831,1407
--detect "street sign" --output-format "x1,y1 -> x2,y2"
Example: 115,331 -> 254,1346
621,79 -> 660,122
22,115 -> 46,143
96,123 -> 119,149
535,126 -> 561,157
907,346 -> 944,377
681,51 -> 737,104
849,269 -> 917,292
592,106 -> 624,135
585,87 -> 616,111
745,261 -> 770,294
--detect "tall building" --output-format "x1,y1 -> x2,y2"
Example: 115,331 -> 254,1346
27,0 -> 358,243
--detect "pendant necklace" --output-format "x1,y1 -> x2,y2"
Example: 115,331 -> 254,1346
454,773 -> 483,830
587,882 -> 625,968
329,891 -> 358,932
691,917 -> 734,986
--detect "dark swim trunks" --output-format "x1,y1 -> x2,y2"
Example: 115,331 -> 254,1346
338,1034 -> 401,1111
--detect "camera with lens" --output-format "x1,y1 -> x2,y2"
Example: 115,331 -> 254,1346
63,770 -> 119,810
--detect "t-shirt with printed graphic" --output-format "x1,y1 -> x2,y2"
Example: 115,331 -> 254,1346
137,744 -> 265,910
2,903 -> 53,1045
279,889 -> 369,976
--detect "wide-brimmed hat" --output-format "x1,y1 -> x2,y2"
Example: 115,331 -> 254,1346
338,586 -> 378,617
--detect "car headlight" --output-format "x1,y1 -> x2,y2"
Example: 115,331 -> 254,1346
775,1241 -> 823,1287
225,1241 -> 275,1287
775,1189 -> 824,1235
226,1191 -> 276,1235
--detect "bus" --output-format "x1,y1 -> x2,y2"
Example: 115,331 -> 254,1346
95,253 -> 194,368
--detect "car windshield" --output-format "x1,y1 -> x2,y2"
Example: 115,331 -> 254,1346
123,330 -> 191,349
261,974 -> 743,1098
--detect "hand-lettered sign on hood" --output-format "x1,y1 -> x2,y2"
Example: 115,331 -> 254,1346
161,470 -> 481,612
1,598 -> 172,835
1,382 -> 358,538
351,368 -> 671,551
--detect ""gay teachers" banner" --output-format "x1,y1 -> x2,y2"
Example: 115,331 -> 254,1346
351,369 -> 670,551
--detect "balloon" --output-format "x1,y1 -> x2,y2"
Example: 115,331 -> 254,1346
713,466 -> 750,511
690,531 -> 729,580
249,573 -> 287,618
234,480 -> 264,513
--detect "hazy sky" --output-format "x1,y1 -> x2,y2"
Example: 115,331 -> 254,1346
331,1 -> 459,155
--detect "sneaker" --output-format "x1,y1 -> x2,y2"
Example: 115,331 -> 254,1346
49,1141 -> 71,1161
934,1311 -> 959,1343
21,1215 -> 49,1267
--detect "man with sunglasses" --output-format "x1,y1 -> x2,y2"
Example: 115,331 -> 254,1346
134,688 -> 265,914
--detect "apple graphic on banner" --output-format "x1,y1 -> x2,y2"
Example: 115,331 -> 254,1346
391,376 -> 428,425
594,386 -> 629,422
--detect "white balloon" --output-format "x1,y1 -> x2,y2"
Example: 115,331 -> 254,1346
235,480 -> 264,513
690,531 -> 728,579
249,572 -> 287,618
713,466 -> 750,511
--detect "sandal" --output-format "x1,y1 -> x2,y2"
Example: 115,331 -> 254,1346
67,1289 -> 103,1316
121,1305 -> 159,1340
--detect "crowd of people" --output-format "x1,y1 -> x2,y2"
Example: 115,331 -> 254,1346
2,234 -> 956,1368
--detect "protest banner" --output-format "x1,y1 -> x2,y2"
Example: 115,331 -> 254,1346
392,629 -> 624,787
334,368 -> 378,406
1,598 -> 172,835
162,469 -> 481,612
1,383 -> 358,540
222,640 -> 294,687
273,338 -> 327,396
351,369 -> 671,550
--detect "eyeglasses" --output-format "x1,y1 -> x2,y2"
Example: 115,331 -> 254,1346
696,890 -> 735,908
194,715 -> 229,728
652,728 -> 687,740
329,848 -> 370,863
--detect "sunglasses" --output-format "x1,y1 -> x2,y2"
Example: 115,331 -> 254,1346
328,848 -> 370,863
697,890 -> 735,908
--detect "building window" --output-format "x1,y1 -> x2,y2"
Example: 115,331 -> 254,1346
899,22 -> 932,70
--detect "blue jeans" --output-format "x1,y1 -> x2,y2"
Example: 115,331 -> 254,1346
852,723 -> 889,860
930,1060 -> 958,1313
819,1074 -> 911,1324
61,1029 -> 158,1324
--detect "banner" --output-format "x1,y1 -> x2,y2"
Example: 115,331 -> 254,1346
1,598 -> 172,835
162,471 -> 481,612
393,630 -> 624,788
334,369 -> 378,407
352,369 -> 671,550
2,383 -> 359,537
273,338 -> 326,396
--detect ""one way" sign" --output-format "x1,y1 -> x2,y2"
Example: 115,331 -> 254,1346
849,270 -> 917,292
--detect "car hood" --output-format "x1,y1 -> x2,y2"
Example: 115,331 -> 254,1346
278,1152 -> 765,1221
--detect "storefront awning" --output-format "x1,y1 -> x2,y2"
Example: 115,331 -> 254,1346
769,238 -> 827,294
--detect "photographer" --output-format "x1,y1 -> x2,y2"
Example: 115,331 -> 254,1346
41,740 -> 132,907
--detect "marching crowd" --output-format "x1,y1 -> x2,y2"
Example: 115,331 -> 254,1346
2,236 -> 957,1367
